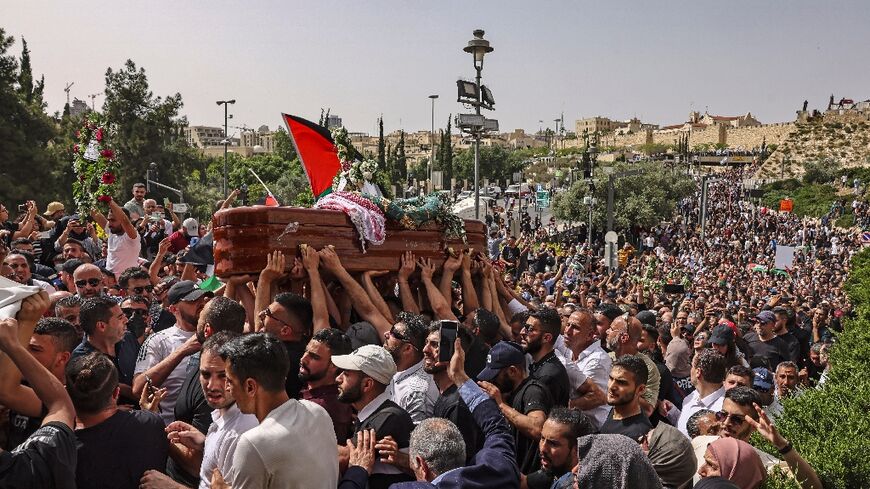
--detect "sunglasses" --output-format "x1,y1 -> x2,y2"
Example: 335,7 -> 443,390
386,326 -> 417,348
258,308 -> 292,329
75,278 -> 102,288
121,307 -> 148,318
715,410 -> 746,425
131,285 -> 154,294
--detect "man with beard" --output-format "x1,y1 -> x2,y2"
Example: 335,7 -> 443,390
476,340 -> 553,474
165,296 -> 246,487
743,311 -> 790,370
299,328 -> 354,443
133,280 -> 213,425
421,323 -> 482,462
674,349 -> 726,437
606,316 -> 660,408
600,355 -> 652,441
124,182 -> 147,220
593,303 -> 623,350
559,310 -> 610,429
522,308 -> 569,407
524,408 -> 595,489
140,332 -> 258,489
3,251 -> 56,293
72,263 -> 105,300
90,197 -> 141,279
333,344 -> 414,489
384,312 -> 439,424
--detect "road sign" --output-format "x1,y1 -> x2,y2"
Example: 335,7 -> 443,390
604,231 -> 618,243
172,203 -> 189,213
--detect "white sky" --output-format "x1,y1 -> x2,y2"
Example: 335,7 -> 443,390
4,0 -> 869,135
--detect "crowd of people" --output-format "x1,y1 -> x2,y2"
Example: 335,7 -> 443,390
0,160 -> 859,489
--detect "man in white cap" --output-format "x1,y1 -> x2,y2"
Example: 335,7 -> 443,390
167,218 -> 199,254
333,344 -> 415,489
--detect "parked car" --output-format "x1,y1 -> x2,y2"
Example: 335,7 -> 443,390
505,183 -> 531,198
487,185 -> 502,198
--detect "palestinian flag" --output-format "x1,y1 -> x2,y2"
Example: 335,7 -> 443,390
282,113 -> 340,200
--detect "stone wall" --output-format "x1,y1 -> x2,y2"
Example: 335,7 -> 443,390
598,122 -> 796,150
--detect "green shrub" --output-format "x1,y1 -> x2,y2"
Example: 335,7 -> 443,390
760,247 -> 870,488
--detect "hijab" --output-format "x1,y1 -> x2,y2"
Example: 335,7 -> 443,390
706,437 -> 766,489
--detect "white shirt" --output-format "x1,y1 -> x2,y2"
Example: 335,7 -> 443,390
387,359 -> 439,425
134,325 -> 194,425
200,404 -> 259,489
556,336 -> 611,428
106,231 -> 141,278
676,386 -> 726,437
228,399 -> 338,489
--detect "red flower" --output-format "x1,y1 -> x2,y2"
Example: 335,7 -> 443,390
76,130 -> 81,138
79,175 -> 86,182
73,144 -> 79,152
100,149 -> 114,159
95,128 -> 104,141
101,172 -> 116,184
97,195 -> 111,203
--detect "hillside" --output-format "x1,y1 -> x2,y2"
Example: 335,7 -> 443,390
756,119 -> 870,179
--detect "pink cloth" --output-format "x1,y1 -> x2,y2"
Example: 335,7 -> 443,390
707,437 -> 766,489
314,191 -> 385,252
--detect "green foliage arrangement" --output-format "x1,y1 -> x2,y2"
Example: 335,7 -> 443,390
757,247 -> 870,488
72,113 -> 118,216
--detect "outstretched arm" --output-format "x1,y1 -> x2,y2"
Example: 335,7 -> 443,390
418,258 -> 458,321
0,293 -> 51,418
254,251 -> 286,332
301,246 -> 330,333
319,247 -> 393,336
396,251 -> 420,314
361,271 -> 395,325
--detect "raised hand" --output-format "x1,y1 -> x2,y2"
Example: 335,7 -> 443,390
417,257 -> 437,282
477,379 -> 505,406
165,420 -> 206,451
746,402 -> 789,450
300,244 -> 320,271
318,246 -> 344,274
260,250 -> 286,282
443,253 -> 462,274
157,237 -> 172,255
398,251 -> 416,282
0,318 -> 20,351
348,429 -> 377,474
16,291 -> 50,324
139,385 -> 167,413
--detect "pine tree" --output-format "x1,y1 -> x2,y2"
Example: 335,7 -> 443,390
443,115 -> 453,183
377,116 -> 385,169
17,38 -> 33,103
396,130 -> 406,182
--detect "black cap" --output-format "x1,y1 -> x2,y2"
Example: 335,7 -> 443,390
708,324 -> 735,346
167,280 -> 213,305
636,310 -> 656,327
477,341 -> 526,382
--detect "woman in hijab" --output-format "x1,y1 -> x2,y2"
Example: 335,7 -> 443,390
698,437 -> 766,489
644,423 -> 696,488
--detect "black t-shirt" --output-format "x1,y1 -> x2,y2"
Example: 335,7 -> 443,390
75,410 -> 169,489
433,384 -> 482,463
283,341 -> 305,400
743,332 -> 790,370
528,350 -> 570,407
600,409 -> 652,441
70,333 -> 140,404
464,336 -> 490,380
355,399 -> 415,489
0,421 -> 77,489
3,402 -> 47,450
508,377 -> 553,474
777,331 -> 801,364
167,353 -> 209,487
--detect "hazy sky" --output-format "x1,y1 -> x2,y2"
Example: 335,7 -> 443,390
4,1 -> 869,135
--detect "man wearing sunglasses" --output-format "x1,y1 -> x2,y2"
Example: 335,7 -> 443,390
383,312 -> 439,425
118,268 -> 154,299
72,263 -> 104,300
714,386 -> 823,489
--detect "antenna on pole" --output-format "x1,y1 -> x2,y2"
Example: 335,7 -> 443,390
64,82 -> 74,106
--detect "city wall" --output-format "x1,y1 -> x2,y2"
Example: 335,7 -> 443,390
596,122 -> 797,150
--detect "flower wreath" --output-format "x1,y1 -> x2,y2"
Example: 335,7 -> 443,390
331,127 -> 380,193
72,113 -> 119,216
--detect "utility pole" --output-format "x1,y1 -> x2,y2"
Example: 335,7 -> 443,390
88,93 -> 99,111
429,94 -> 439,194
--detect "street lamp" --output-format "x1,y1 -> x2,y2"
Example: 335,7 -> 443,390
216,99 -> 236,197
428,94 -> 439,194
463,29 -> 493,219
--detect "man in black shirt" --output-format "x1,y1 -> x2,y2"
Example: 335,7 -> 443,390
743,311 -> 791,370
422,323 -> 482,462
600,355 -> 652,441
333,344 -> 414,489
476,340 -> 553,474
0,315 -> 77,489
522,308 -> 569,406
524,408 -> 596,489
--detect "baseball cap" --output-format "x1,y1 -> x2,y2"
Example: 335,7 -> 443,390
636,310 -> 656,327
755,311 -> 776,323
331,344 -> 396,385
476,341 -> 526,382
182,218 -> 199,236
43,201 -> 64,216
167,280 -> 213,305
708,324 -> 735,346
752,367 -> 774,391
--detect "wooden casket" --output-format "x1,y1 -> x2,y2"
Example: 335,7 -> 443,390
212,206 -> 487,278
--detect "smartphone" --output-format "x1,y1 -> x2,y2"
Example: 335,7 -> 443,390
163,197 -> 170,207
438,320 -> 460,363
17,204 -> 26,212
663,283 -> 685,294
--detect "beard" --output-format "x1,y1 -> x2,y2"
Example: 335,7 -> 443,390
523,336 -> 543,355
607,389 -> 636,406
494,373 -> 516,395
423,362 -> 447,375
298,366 -> 327,383
337,380 -> 363,404
180,310 -> 199,329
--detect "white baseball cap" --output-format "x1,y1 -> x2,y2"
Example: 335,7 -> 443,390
182,217 -> 199,236
331,344 -> 396,385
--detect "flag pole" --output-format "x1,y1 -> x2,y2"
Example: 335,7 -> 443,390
248,168 -> 275,198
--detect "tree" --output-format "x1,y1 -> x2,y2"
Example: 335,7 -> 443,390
102,59 -> 198,198
453,144 -> 523,185
396,130 -> 406,182
377,115 -> 385,169
441,116 -> 453,182
553,161 -> 695,230
0,29 -> 66,207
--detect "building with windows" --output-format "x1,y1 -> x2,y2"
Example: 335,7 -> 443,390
185,126 -> 229,148
574,116 -> 627,135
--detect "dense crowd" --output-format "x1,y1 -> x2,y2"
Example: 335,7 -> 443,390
0,163 -> 858,489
